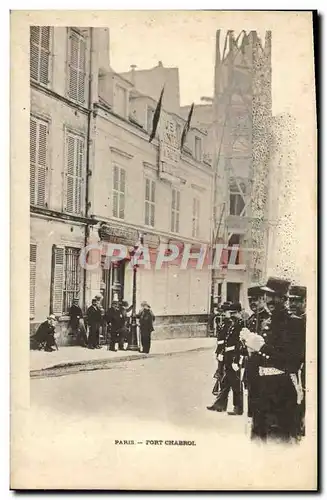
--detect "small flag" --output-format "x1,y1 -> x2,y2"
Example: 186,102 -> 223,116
181,103 -> 194,150
149,86 -> 164,143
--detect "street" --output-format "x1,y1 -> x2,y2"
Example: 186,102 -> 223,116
31,348 -> 247,434
24,348 -> 312,490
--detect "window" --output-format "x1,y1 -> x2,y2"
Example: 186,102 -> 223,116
147,105 -> 155,134
30,116 -> 48,207
227,282 -> 241,304
68,29 -> 86,104
30,244 -> 37,317
30,26 -> 51,85
228,234 -> 241,265
195,136 -> 202,161
115,85 -> 128,118
145,178 -> 155,227
229,179 -> 246,216
51,246 -> 81,315
64,132 -> 85,215
112,166 -> 126,219
171,189 -> 180,233
192,197 -> 200,238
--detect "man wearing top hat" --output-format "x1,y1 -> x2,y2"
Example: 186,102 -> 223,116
241,277 -> 304,442
245,286 -> 271,418
207,302 -> 246,416
288,285 -> 307,437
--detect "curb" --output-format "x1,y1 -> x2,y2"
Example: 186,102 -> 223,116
30,345 -> 214,379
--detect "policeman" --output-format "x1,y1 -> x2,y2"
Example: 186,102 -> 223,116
241,277 -> 303,442
245,286 -> 271,418
207,302 -> 245,416
288,285 -> 307,436
212,302 -> 232,396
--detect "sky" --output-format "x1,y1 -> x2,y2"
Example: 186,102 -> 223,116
107,11 -> 315,117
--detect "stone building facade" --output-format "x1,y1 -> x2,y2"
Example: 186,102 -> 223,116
30,26 -> 213,344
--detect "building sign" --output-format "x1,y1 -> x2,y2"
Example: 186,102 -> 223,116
98,223 -> 138,245
159,114 -> 183,182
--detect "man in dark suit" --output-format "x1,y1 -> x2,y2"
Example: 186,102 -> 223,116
31,315 -> 58,352
87,299 -> 102,349
241,277 -> 304,442
68,298 -> 87,347
106,300 -> 125,351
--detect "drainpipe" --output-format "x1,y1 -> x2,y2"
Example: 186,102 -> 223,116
83,27 -> 94,311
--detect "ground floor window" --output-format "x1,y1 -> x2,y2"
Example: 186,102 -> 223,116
51,245 -> 81,315
226,282 -> 241,304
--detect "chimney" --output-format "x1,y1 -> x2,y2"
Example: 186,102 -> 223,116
158,61 -> 163,67
130,64 -> 137,84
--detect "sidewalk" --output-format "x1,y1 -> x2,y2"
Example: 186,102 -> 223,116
30,337 -> 216,379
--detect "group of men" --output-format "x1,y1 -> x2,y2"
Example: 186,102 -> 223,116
207,277 -> 306,444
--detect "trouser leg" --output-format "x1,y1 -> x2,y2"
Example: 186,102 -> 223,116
230,369 -> 243,414
211,371 -> 231,411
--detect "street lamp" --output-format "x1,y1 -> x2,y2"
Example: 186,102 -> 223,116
128,232 -> 144,351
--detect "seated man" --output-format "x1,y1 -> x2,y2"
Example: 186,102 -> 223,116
31,315 -> 58,352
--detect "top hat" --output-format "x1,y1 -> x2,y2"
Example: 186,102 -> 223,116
247,285 -> 264,298
261,277 -> 291,296
289,285 -> 307,299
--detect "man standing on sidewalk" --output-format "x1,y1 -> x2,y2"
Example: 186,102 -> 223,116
106,300 -> 125,351
68,299 -> 87,347
87,299 -> 102,350
138,302 -> 155,354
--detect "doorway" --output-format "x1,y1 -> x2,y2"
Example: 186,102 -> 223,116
227,282 -> 241,304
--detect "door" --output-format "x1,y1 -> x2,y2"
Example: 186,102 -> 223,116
227,282 -> 241,304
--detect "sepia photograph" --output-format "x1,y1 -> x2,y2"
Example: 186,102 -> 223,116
10,10 -> 317,490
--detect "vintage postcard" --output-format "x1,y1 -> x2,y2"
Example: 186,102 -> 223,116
10,10 -> 317,490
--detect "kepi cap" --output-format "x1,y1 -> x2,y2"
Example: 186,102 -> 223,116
289,285 -> 307,299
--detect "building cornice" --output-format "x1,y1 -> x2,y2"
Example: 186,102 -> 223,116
30,206 -> 98,226
110,146 -> 134,160
30,80 -> 90,116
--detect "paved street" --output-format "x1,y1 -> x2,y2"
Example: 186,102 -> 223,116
25,348 -> 311,490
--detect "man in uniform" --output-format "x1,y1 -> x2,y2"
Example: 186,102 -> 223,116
245,286 -> 271,418
207,302 -> 245,416
288,285 -> 307,436
212,302 -> 232,396
241,277 -> 304,442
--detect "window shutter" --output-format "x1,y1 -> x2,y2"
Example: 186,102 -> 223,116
77,37 -> 86,103
37,121 -> 48,206
30,27 -> 40,81
145,178 -> 150,201
39,27 -> 50,85
68,32 -> 79,101
30,244 -> 37,317
30,119 -> 37,204
66,134 -> 75,213
176,191 -> 180,211
51,245 -> 65,315
172,189 -> 176,210
151,180 -> 156,203
76,137 -> 84,214
119,168 -> 125,219
150,203 -> 155,227
145,201 -> 149,225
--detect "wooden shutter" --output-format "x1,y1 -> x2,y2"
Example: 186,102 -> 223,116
30,244 -> 37,317
65,132 -> 84,214
30,26 -> 50,84
51,245 -> 65,315
66,133 -> 75,213
113,166 -> 119,217
30,117 -> 48,207
77,36 -> 86,103
30,119 -> 36,204
68,31 -> 79,101
119,168 -> 125,219
176,191 -> 180,233
68,30 -> 86,103
30,27 -> 40,81
150,181 -> 155,226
